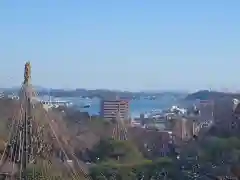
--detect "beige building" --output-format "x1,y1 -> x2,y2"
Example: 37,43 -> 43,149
100,99 -> 129,121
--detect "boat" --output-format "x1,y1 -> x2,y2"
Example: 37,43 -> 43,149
83,104 -> 91,108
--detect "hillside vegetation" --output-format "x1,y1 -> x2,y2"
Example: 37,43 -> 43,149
2,97 -> 240,179
185,90 -> 240,100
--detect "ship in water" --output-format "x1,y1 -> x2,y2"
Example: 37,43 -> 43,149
83,104 -> 91,108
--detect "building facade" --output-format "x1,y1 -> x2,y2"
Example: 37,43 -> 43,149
196,100 -> 214,121
171,117 -> 194,142
100,99 -> 129,120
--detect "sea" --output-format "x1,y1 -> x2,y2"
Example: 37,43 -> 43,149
45,96 -> 184,118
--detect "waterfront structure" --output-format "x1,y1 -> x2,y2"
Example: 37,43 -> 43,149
130,119 -> 142,127
100,99 -> 129,120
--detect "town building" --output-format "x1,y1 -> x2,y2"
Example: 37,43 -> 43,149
196,100 -> 214,121
100,98 -> 129,121
171,117 -> 196,142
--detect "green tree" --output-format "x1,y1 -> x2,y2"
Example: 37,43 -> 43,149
89,138 -> 143,164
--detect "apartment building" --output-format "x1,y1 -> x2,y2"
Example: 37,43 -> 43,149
100,99 -> 130,120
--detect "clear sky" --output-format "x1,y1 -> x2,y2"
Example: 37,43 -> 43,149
0,1 -> 239,91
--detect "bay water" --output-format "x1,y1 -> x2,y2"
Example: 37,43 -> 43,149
57,96 -> 181,118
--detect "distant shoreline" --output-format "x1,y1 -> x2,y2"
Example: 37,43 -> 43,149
2,87 -> 187,100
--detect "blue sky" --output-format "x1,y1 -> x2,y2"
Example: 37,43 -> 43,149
0,1 -> 239,91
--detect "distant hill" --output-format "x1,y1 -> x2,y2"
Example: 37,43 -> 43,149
2,87 -> 187,99
185,90 -> 240,101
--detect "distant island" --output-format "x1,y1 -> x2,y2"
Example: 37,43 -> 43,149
1,87 -> 187,100
185,90 -> 240,101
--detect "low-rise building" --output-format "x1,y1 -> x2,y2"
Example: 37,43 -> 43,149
171,117 -> 198,142
196,100 -> 214,121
